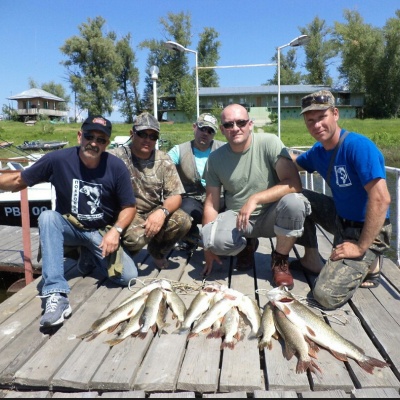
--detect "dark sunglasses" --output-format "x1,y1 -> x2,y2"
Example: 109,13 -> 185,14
83,133 -> 108,145
301,95 -> 332,109
135,130 -> 159,141
221,119 -> 249,129
197,125 -> 215,135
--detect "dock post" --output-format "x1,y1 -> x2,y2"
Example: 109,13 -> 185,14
21,188 -> 34,285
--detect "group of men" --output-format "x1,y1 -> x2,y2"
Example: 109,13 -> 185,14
0,89 -> 391,328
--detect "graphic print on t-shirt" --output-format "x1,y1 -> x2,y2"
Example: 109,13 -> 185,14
71,179 -> 104,222
334,165 -> 352,187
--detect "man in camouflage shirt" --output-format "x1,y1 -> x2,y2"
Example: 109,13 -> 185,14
110,112 -> 192,269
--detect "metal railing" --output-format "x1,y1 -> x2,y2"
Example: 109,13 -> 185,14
291,147 -> 400,267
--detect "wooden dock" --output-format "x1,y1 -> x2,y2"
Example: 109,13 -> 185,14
0,226 -> 399,398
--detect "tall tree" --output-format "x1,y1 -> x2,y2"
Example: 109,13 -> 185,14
140,12 -> 192,119
197,27 -> 220,87
267,49 -> 302,85
60,16 -> 120,116
300,17 -> 338,86
115,33 -> 140,123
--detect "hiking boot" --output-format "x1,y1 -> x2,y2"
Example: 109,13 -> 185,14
236,238 -> 259,270
39,293 -> 72,327
271,250 -> 294,290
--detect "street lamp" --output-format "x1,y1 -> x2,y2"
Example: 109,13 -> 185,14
164,40 -> 199,118
277,34 -> 309,140
149,65 -> 159,119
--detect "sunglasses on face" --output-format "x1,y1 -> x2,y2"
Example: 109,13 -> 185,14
301,95 -> 332,109
197,125 -> 215,135
221,119 -> 250,129
135,130 -> 159,141
83,133 -> 108,145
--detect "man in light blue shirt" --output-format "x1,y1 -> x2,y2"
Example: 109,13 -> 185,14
168,113 -> 225,251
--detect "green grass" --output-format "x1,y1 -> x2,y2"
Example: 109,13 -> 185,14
0,118 -> 399,167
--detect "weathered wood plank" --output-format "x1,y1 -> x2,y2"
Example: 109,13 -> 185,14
13,277 -> 119,388
301,389 -> 350,398
352,387 -> 400,398
99,391 -> 145,398
176,249 -> 230,393
253,390 -> 298,398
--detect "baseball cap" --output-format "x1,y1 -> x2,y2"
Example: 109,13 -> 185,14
133,112 -> 160,133
81,115 -> 112,137
300,90 -> 335,115
196,113 -> 218,133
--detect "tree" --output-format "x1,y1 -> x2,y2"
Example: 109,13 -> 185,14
114,33 -> 140,123
175,75 -> 197,121
267,49 -> 302,85
300,16 -> 338,86
197,27 -> 220,88
60,16 -> 120,116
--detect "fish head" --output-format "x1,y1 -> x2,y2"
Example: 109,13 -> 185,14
266,286 -> 295,306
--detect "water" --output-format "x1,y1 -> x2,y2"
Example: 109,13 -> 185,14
0,272 -> 25,303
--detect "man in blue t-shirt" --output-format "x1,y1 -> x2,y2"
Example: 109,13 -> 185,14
292,90 -> 392,310
0,116 -> 138,328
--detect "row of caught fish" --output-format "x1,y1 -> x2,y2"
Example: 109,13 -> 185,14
260,287 -> 390,375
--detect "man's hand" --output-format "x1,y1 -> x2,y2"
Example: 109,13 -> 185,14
202,249 -> 222,276
143,209 -> 165,238
237,196 -> 258,231
99,229 -> 121,258
330,240 -> 365,261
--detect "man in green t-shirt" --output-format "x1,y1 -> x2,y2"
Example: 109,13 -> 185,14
202,104 -> 311,290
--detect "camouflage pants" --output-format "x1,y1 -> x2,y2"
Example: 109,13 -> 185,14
297,189 -> 392,309
122,208 -> 192,260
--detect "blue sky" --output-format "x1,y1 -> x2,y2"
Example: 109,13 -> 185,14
1,0 -> 399,121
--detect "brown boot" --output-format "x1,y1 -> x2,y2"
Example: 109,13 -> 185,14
271,250 -> 294,290
236,238 -> 259,270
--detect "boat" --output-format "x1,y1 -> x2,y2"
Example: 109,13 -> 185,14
17,140 -> 69,151
0,141 -> 14,148
0,157 -> 55,227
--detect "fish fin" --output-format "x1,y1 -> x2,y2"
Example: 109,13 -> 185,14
221,341 -> 235,350
310,359 -> 323,375
356,357 -> 390,374
281,304 -> 291,316
296,360 -> 309,374
283,343 -> 295,361
305,325 -> 317,338
105,338 -> 124,346
137,332 -> 147,340
85,332 -> 100,342
329,350 -> 348,362
187,332 -> 198,340
304,336 -> 320,355
107,323 -> 121,334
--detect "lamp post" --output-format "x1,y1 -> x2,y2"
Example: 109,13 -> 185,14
277,34 -> 309,140
149,65 -> 159,119
164,40 -> 199,118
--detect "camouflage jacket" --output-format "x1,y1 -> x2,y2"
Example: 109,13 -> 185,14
110,146 -> 185,214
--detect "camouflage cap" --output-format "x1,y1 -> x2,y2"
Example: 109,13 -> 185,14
300,90 -> 335,115
196,113 -> 218,133
81,115 -> 112,137
132,112 -> 160,133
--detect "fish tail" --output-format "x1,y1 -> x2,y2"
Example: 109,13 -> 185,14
137,332 -> 147,340
187,332 -> 198,340
85,332 -> 100,342
357,357 -> 390,374
221,341 -> 235,350
76,331 -> 93,340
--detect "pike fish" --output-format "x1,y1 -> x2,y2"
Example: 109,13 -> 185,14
258,301 -> 277,350
237,295 -> 261,338
175,285 -> 220,335
220,306 -> 241,350
114,279 -> 172,311
138,288 -> 165,339
273,307 -> 321,375
104,303 -> 145,346
188,289 -> 243,339
77,293 -> 148,341
267,287 -> 390,374
164,287 -> 187,327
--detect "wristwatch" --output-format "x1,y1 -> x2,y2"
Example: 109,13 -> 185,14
160,207 -> 170,217
113,224 -> 123,234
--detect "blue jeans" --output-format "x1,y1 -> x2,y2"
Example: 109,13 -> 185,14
38,210 -> 138,296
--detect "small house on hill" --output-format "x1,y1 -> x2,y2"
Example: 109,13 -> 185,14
8,88 -> 68,122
